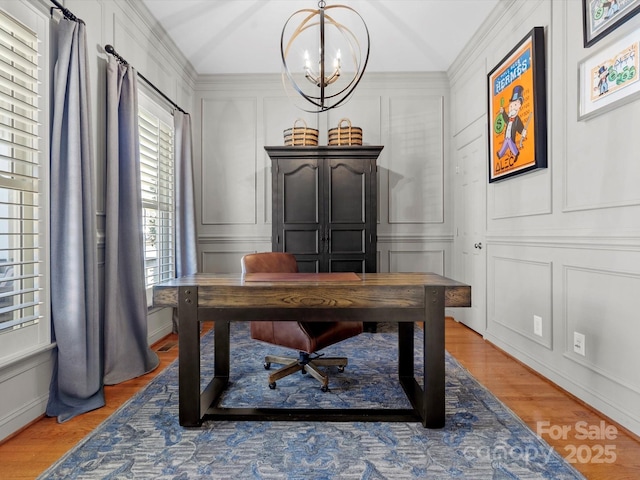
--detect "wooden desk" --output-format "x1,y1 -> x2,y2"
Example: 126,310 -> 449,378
152,272 -> 471,428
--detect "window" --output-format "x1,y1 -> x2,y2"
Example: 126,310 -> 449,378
138,93 -> 175,304
0,4 -> 49,362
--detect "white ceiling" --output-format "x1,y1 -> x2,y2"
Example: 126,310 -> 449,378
141,0 -> 500,75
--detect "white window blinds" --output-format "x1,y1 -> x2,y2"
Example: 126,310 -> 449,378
138,101 -> 175,292
0,10 -> 42,333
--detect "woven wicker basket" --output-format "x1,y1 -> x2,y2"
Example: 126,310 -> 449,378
328,118 -> 363,146
284,118 -> 319,146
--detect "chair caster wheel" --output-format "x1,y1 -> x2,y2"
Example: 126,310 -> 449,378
269,382 -> 276,389
337,366 -> 345,373
321,385 -> 329,392
264,362 -> 271,370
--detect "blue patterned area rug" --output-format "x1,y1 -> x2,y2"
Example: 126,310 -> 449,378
39,323 -> 584,479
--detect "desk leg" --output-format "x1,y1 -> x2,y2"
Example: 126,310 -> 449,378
423,285 -> 445,428
178,286 -> 201,427
194,319 -> 230,418
398,322 -> 414,378
214,320 -> 230,379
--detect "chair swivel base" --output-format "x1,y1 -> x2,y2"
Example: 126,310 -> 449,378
263,352 -> 347,392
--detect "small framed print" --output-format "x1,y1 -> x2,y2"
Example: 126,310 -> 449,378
578,28 -> 640,120
487,27 -> 547,183
583,0 -> 640,47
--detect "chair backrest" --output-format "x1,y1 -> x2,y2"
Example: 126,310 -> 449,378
241,252 -> 298,274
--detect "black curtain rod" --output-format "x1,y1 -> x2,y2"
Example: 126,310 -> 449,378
49,0 -> 84,24
105,44 -> 188,115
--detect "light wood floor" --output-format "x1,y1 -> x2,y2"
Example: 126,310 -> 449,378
0,318 -> 638,479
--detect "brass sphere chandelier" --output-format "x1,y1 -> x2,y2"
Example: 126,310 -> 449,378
281,1 -> 370,113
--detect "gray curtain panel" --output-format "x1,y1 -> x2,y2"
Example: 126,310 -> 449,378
174,111 -> 198,278
46,19 -> 104,422
104,57 -> 159,385
172,111 -> 198,332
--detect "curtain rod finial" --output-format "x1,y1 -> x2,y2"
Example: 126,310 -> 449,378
105,44 -> 128,66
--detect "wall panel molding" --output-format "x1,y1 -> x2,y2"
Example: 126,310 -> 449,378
201,250 -> 262,274
377,234 -> 453,243
199,234 -> 271,245
388,96 -> 445,224
489,170 -> 552,220
489,255 -> 553,349
388,250 -> 445,275
488,235 -> 640,250
563,265 -> 640,394
201,97 -> 257,225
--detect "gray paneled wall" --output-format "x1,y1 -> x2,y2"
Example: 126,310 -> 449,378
194,73 -> 454,278
449,0 -> 640,436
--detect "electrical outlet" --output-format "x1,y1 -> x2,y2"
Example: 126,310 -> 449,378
574,332 -> 586,356
533,315 -> 543,337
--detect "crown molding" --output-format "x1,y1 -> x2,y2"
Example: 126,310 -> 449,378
123,0 -> 199,86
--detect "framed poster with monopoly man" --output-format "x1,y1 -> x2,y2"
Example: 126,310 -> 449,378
488,27 -> 547,183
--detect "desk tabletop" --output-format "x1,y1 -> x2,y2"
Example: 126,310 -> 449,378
153,272 -> 471,309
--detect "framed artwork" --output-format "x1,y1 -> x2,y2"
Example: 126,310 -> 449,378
578,28 -> 640,120
487,27 -> 547,183
583,0 -> 640,47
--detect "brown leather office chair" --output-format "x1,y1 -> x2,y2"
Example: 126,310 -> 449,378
241,252 -> 363,392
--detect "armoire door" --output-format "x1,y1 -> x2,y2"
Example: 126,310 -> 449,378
326,157 -> 375,273
272,157 -> 323,272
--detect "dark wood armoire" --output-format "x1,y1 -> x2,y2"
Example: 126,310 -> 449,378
266,146 -> 383,274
